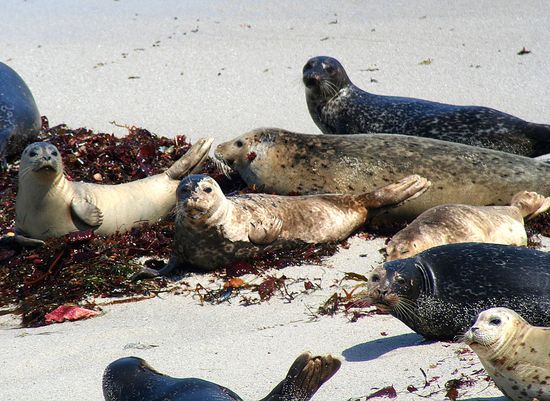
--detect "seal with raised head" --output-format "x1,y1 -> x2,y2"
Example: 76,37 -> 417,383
214,128 -> 550,223
135,173 -> 429,277
302,56 -> 550,157
0,62 -> 41,167
103,352 -> 341,401
386,191 -> 550,260
357,243 -> 550,340
464,307 -> 550,401
15,139 -> 213,240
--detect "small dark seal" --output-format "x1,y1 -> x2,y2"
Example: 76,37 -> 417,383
103,352 -> 341,401
357,242 -> 550,340
303,56 -> 550,157
0,62 -> 41,167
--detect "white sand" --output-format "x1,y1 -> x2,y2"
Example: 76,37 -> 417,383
1,1 -> 549,400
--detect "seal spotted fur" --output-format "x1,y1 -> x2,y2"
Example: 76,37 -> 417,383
303,56 -> 550,157
464,307 -> 550,401
103,352 -> 341,401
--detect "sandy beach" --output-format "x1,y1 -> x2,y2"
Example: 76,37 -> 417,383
1,1 -> 549,400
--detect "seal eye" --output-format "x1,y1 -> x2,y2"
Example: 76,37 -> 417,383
204,187 -> 212,193
489,318 -> 501,326
29,151 -> 37,157
370,274 -> 380,282
51,151 -> 58,156
324,64 -> 335,74
395,276 -> 406,285
236,140 -> 244,148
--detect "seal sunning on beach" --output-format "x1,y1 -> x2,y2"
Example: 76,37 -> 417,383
15,139 -> 213,240
464,307 -> 550,401
103,352 -> 341,401
386,190 -> 550,260
302,55 -> 550,157
356,243 -> 550,340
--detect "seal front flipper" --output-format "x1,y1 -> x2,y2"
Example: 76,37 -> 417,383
248,218 -> 283,245
71,197 -> 104,227
165,137 -> 214,180
258,352 -> 341,401
358,174 -> 431,209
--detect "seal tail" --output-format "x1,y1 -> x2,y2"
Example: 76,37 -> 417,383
165,137 -> 214,180
510,191 -> 550,220
258,352 -> 341,401
356,174 -> 432,209
525,123 -> 550,157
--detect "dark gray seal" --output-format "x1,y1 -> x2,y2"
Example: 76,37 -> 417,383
357,243 -> 550,341
0,62 -> 41,167
214,128 -> 550,223
303,56 -> 550,157
103,352 -> 341,401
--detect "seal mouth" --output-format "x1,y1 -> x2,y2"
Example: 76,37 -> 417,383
33,164 -> 57,173
303,75 -> 320,88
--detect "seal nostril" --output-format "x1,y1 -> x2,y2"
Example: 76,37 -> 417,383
304,77 -> 318,87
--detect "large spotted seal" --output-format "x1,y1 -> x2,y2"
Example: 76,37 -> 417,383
302,56 -> 550,157
464,307 -> 550,401
214,128 -> 550,223
356,243 -> 550,340
103,352 -> 341,401
15,139 -> 213,240
136,173 -> 429,277
0,62 -> 41,167
386,191 -> 550,260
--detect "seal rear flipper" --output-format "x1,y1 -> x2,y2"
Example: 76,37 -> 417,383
0,230 -> 45,249
358,174 -> 431,209
509,191 -> 550,220
131,255 -> 180,281
525,123 -> 550,157
258,352 -> 341,401
71,197 -> 104,227
165,137 -> 214,180
248,218 -> 283,245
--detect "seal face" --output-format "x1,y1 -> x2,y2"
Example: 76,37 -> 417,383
464,308 -> 550,401
0,62 -> 41,167
15,139 -> 212,239
103,352 -> 341,401
303,56 -> 550,157
169,173 -> 429,271
359,243 -> 550,340
215,128 -> 550,222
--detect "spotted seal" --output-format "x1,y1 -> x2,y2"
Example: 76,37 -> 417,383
15,139 -> 212,240
0,62 -> 41,167
135,173 -> 429,277
357,243 -> 550,340
464,307 -> 550,401
214,128 -> 550,223
103,352 -> 341,401
302,56 -> 550,157
386,191 -> 550,260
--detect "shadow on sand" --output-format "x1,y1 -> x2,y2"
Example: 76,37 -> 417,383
342,332 -> 432,362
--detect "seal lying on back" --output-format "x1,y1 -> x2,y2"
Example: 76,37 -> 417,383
302,56 -> 550,157
214,128 -> 550,223
357,243 -> 550,340
15,139 -> 213,240
0,62 -> 41,167
103,352 -> 341,401
386,191 -> 550,260
464,308 -> 550,401
135,173 -> 429,277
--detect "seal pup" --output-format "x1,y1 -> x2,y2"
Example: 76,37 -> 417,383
135,173 -> 430,277
103,352 -> 341,401
302,56 -> 550,157
463,307 -> 550,401
15,139 -> 213,240
0,62 -> 41,167
356,243 -> 550,340
214,128 -> 550,223
386,191 -> 550,260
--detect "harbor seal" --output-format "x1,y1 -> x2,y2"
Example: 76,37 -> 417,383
15,139 -> 213,240
103,352 -> 341,401
386,191 -> 550,260
302,56 -> 550,157
214,128 -> 550,223
135,173 -> 430,277
0,62 -> 41,167
356,243 -> 550,340
463,307 -> 550,401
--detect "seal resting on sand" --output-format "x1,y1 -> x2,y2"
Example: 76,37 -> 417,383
15,139 -> 213,240
134,173 -> 429,277
0,62 -> 41,167
103,352 -> 341,401
214,128 -> 550,223
386,191 -> 550,260
302,56 -> 550,157
464,307 -> 550,401
357,243 -> 550,340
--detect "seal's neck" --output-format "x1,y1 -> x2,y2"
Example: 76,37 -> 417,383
19,168 -> 67,197
205,196 -> 234,226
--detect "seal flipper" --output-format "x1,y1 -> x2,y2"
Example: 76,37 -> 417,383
248,218 -> 283,245
0,229 -> 45,248
524,123 -> 550,157
165,138 -> 214,180
357,174 -> 431,209
71,197 -> 104,227
509,191 -> 550,220
131,255 -> 180,281
258,352 -> 341,401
